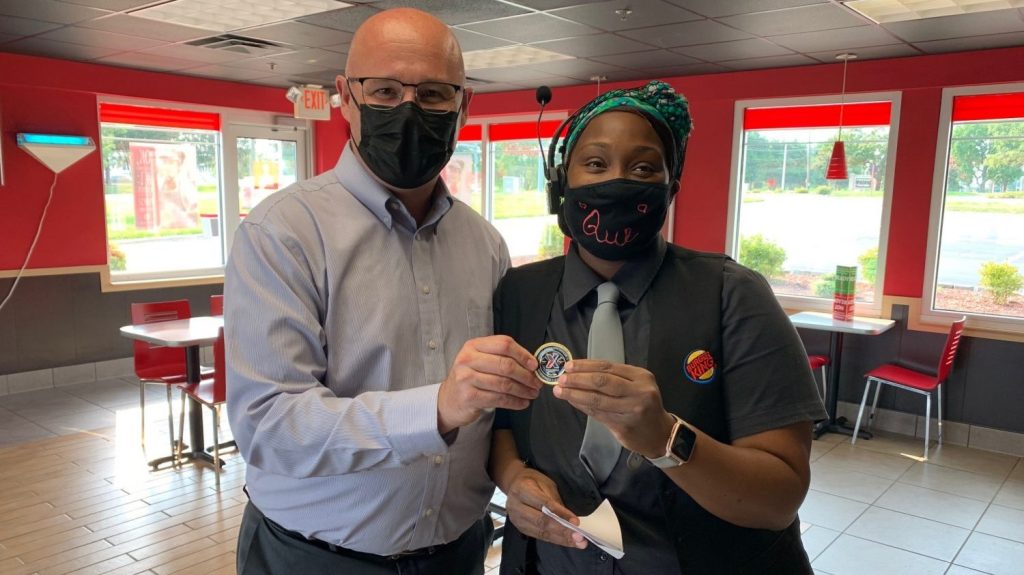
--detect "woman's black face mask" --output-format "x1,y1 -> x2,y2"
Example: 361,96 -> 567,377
559,178 -> 670,261
356,102 -> 460,190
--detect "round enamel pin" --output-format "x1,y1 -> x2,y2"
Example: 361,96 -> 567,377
534,342 -> 572,385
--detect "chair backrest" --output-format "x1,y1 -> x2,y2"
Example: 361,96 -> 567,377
130,299 -> 191,380
936,316 -> 967,383
212,327 -> 226,404
210,294 -> 224,316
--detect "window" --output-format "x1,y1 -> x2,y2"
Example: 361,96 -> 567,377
727,95 -> 900,312
101,104 -> 222,279
443,117 -> 565,266
100,101 -> 308,282
925,85 -> 1024,327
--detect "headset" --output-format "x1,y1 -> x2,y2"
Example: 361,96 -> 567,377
535,86 -> 581,215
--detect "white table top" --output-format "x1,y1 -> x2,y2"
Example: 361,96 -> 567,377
120,316 -> 223,347
788,311 -> 895,336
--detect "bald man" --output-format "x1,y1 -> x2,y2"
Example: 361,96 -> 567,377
226,8 -> 541,574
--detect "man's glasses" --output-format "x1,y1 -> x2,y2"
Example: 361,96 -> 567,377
348,77 -> 462,114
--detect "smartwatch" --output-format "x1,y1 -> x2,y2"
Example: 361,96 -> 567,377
646,414 -> 697,468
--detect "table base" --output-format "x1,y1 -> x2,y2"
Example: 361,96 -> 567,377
814,416 -> 873,441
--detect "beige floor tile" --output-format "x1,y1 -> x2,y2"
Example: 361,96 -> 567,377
845,506 -> 970,562
810,440 -> 838,462
799,525 -> 840,562
993,480 -> 1024,511
975,504 -> 1024,544
798,490 -> 869,532
924,443 -> 1019,479
945,565 -> 991,574
898,461 -> 1005,502
846,430 -> 933,459
812,534 -> 948,575
1009,459 -> 1024,483
875,483 -> 989,530
817,443 -> 916,480
954,532 -> 1024,575
810,460 -> 895,504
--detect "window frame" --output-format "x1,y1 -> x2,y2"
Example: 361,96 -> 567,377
98,95 -> 310,285
726,91 -> 902,315
922,81 -> 1024,333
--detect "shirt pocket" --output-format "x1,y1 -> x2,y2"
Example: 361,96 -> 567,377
466,302 -> 494,339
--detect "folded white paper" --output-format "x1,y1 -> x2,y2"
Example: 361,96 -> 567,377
542,499 -> 624,559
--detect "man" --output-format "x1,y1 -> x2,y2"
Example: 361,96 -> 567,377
226,8 -> 540,574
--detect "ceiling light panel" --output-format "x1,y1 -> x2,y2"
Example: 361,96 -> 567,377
463,45 -> 574,70
844,0 -> 1024,23
131,0 -> 352,32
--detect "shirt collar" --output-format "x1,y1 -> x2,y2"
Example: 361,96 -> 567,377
561,238 -> 668,311
333,142 -> 454,233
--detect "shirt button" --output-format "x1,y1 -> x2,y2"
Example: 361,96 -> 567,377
599,553 -> 608,561
434,455 -> 444,465
422,285 -> 431,294
424,508 -> 433,517
428,340 -> 438,350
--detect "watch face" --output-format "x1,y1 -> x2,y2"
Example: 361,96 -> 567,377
670,421 -> 696,462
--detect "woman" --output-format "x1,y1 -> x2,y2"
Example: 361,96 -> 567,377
490,81 -> 826,574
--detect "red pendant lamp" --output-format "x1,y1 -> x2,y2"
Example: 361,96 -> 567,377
826,53 -> 856,180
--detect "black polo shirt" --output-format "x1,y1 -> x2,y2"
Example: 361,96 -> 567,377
521,240 -> 826,575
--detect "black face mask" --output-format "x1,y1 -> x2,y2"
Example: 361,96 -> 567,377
559,178 -> 670,261
356,102 -> 460,190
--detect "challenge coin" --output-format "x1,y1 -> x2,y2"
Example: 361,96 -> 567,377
534,342 -> 572,385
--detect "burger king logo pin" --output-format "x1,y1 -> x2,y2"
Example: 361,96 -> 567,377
684,349 -> 716,384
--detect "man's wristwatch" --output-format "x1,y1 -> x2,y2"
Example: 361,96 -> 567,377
646,414 -> 697,468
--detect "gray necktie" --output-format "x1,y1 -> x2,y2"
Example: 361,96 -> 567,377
579,281 -> 624,484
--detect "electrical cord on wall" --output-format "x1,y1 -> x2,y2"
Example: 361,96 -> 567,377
0,171 -> 60,313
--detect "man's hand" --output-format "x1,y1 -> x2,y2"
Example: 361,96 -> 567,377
554,360 -> 675,458
505,467 -> 587,549
437,335 -> 541,434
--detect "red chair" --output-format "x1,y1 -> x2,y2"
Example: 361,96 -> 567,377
131,300 -> 194,461
210,294 -> 223,316
177,327 -> 229,488
851,317 -> 967,460
808,354 -> 830,411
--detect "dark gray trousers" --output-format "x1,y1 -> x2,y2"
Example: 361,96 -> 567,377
236,502 -> 493,575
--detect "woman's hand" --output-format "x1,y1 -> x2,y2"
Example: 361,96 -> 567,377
505,467 -> 588,549
554,360 -> 675,458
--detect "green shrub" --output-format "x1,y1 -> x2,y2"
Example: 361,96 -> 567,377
813,273 -> 836,298
858,247 -> 878,284
739,235 -> 786,279
979,262 -> 1023,304
813,185 -> 832,195
538,223 -> 564,259
793,187 -> 809,194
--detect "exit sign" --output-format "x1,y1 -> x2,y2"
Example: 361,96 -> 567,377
293,87 -> 331,121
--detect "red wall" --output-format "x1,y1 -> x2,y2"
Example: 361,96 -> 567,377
471,46 -> 1024,298
0,52 -> 296,271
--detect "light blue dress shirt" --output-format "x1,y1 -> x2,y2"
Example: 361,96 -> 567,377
225,143 -> 510,555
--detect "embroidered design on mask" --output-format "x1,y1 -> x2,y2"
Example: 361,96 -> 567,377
637,204 -> 648,213
581,209 -> 637,247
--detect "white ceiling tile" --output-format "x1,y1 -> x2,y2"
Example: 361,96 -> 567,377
552,0 -> 701,32
882,9 -> 1024,43
664,0 -> 827,18
224,56 -> 334,75
370,0 -> 529,26
672,38 -> 794,61
618,19 -> 753,48
237,21 -> 353,48
460,13 -> 600,43
270,48 -> 345,67
81,14 -> 213,41
591,49 -> 699,69
39,26 -> 165,50
298,5 -> 381,32
770,25 -> 902,53
524,57 -> 629,81
0,16 -> 63,37
138,43 -> 254,64
453,28 -> 515,52
97,50 -> 205,71
915,31 -> 1024,54
718,3 -> 867,37
59,0 -> 157,11
718,53 -> 819,70
0,0 -> 109,24
641,61 -> 730,77
184,63 -> 280,81
2,37 -> 121,60
531,33 -> 657,57
805,44 -> 922,63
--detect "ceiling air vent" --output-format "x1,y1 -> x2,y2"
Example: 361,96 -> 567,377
187,34 -> 286,56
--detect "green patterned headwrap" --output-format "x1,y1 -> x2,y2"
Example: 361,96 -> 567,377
561,80 -> 693,181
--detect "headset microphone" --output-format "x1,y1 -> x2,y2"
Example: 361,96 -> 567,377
535,86 -> 576,215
